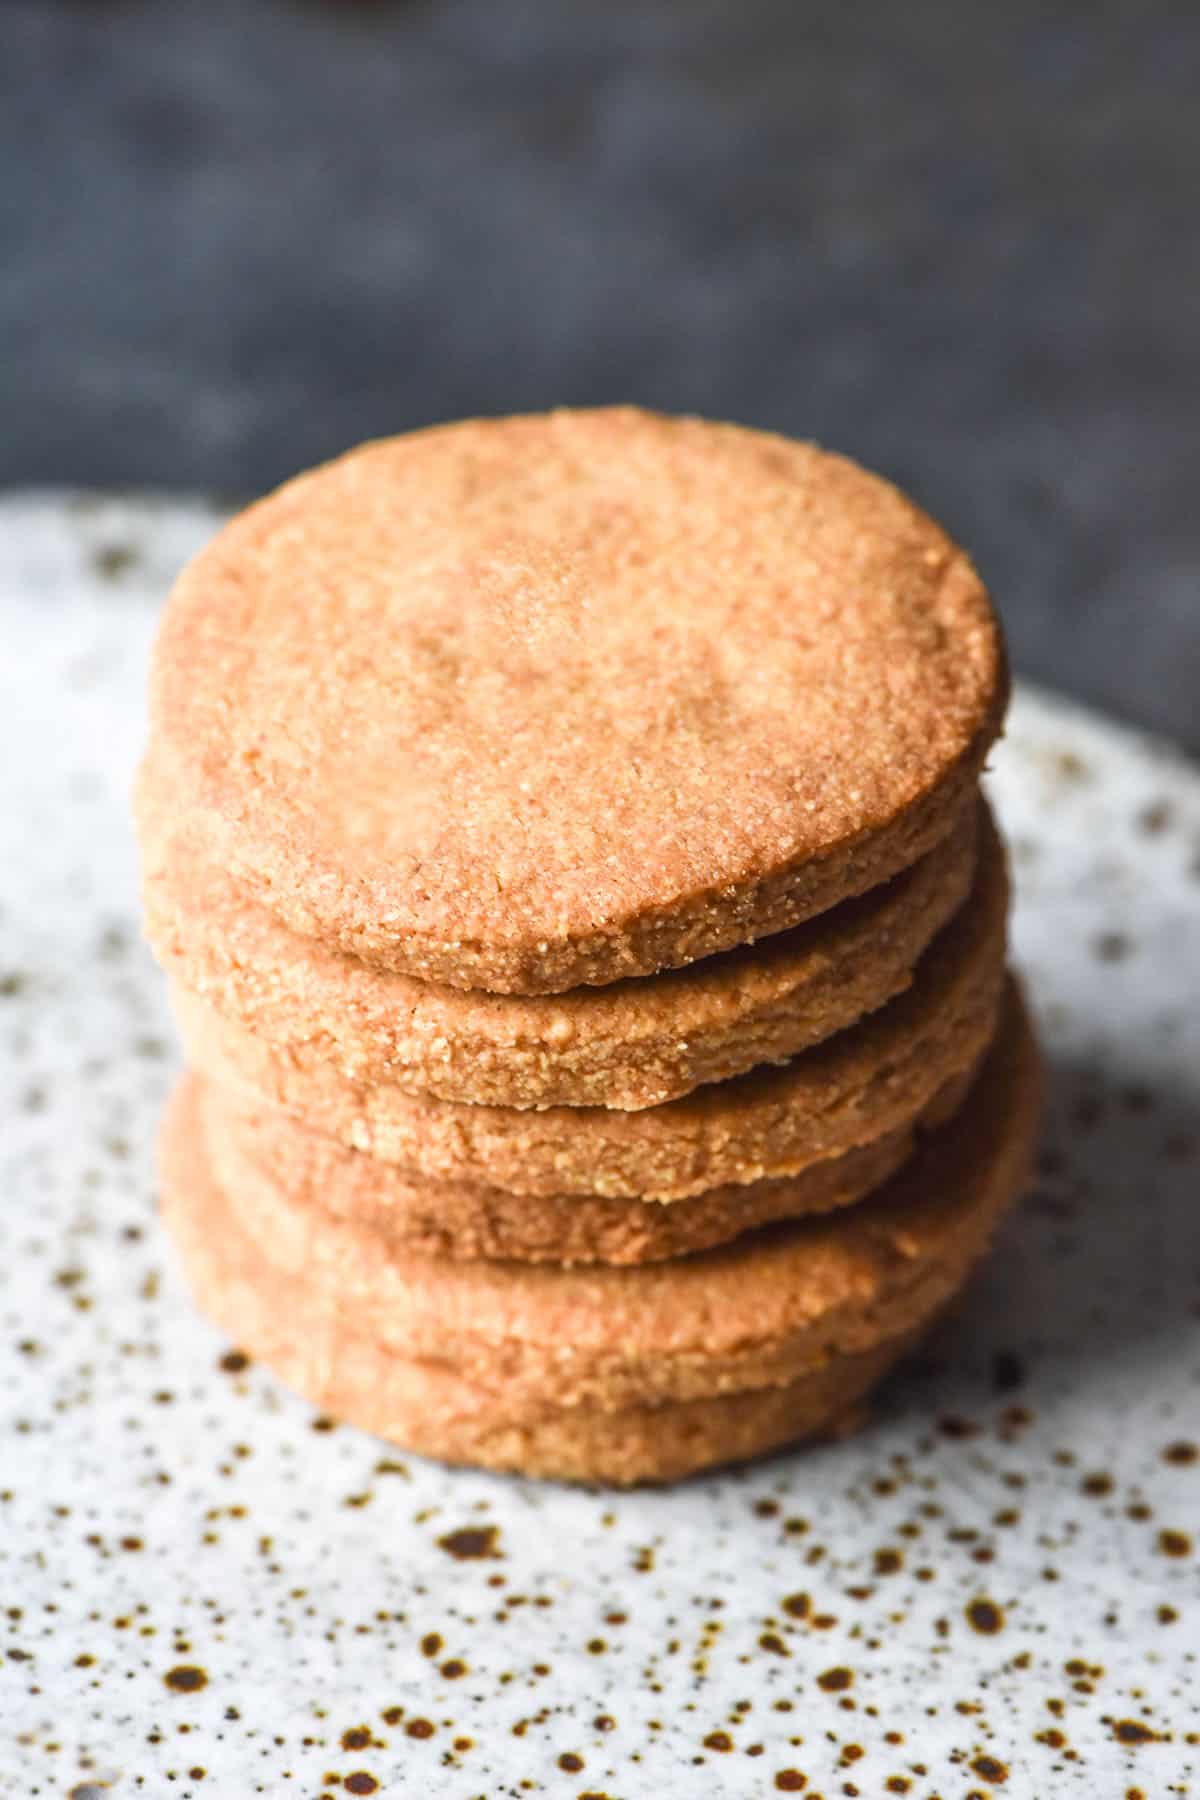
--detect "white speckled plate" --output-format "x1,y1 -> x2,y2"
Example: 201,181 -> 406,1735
2,496 -> 1198,1800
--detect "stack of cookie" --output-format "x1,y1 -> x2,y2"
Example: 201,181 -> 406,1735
138,408 -> 1040,1484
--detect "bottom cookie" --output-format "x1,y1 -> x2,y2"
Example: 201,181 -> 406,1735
159,984 -> 1039,1482
164,1159 -> 928,1481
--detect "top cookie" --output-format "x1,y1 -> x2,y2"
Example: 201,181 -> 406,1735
146,408 -> 1007,993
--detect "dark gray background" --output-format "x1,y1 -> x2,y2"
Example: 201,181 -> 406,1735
4,0 -> 1197,748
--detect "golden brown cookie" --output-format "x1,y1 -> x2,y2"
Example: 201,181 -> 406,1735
169,1201 -> 932,1480
200,1061 -> 974,1266
161,983 -> 1039,1476
173,808 -> 1008,1199
142,771 -> 980,1110
141,408 -> 1007,994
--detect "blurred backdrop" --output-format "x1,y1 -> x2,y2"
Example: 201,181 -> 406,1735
3,0 -> 1197,747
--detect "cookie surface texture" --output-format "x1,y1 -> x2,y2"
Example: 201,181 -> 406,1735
144,407 -> 1007,993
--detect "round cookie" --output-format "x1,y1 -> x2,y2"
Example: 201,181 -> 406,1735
168,1190 -> 931,1479
142,407 -> 1008,994
174,807 -> 1009,1199
200,1062 -> 974,1266
142,769 -> 980,1110
159,984 -> 1040,1480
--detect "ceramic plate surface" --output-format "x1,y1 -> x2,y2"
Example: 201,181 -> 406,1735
1,496 -> 1198,1799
